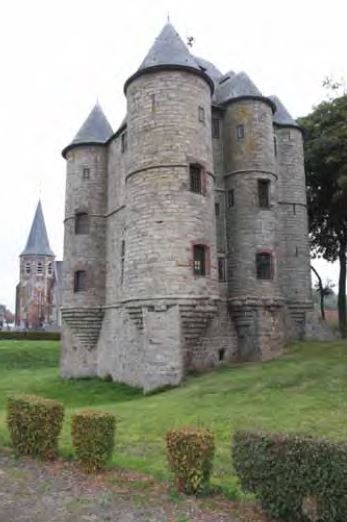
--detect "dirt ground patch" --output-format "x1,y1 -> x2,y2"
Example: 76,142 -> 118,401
0,450 -> 275,522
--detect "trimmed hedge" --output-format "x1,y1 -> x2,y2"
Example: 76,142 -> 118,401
233,430 -> 347,522
71,410 -> 116,471
7,394 -> 64,459
166,426 -> 215,495
0,331 -> 60,341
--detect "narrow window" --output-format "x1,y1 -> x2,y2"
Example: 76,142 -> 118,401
218,348 -> 225,362
258,179 -> 270,209
121,132 -> 127,153
274,135 -> 277,157
37,261 -> 43,275
218,257 -> 226,282
74,270 -> 87,292
75,212 -> 89,234
295,246 -> 299,257
215,202 -> 220,216
236,124 -> 245,140
227,189 -> 234,208
193,245 -> 206,276
82,167 -> 90,180
47,262 -> 53,276
212,118 -> 220,138
198,106 -> 205,123
293,203 -> 296,215
120,240 -> 125,285
25,262 -> 31,275
256,253 -> 273,280
190,164 -> 202,194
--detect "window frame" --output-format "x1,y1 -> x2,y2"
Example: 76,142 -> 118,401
121,131 -> 127,153
212,117 -> 220,138
193,244 -> 207,277
218,256 -> 226,282
236,124 -> 245,140
256,252 -> 273,280
82,167 -> 90,180
189,163 -> 203,194
227,189 -> 234,208
198,106 -> 205,123
25,262 -> 31,275
75,212 -> 90,235
258,179 -> 270,209
37,261 -> 43,276
74,270 -> 87,292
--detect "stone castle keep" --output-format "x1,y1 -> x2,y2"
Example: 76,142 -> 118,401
60,22 -> 313,392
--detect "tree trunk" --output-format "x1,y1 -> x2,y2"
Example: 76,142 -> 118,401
338,246 -> 347,338
310,265 -> 325,320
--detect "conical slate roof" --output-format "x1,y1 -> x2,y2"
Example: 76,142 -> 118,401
139,22 -> 201,71
21,201 -> 55,257
124,22 -> 214,93
269,95 -> 299,127
62,103 -> 113,158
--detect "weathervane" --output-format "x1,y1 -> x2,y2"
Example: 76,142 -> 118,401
187,36 -> 194,47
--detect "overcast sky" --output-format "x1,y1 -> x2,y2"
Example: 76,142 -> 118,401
1,0 -> 346,311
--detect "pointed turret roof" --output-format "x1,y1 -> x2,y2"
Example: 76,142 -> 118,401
62,103 -> 113,158
124,22 -> 214,93
21,201 -> 55,257
269,95 -> 299,127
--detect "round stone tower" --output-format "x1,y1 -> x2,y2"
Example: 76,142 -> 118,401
222,74 -> 284,360
123,23 -> 219,373
60,104 -> 113,377
270,96 -> 312,336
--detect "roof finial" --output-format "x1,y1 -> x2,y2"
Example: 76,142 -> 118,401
167,12 -> 170,23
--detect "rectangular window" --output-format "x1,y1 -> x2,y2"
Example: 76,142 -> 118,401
218,257 -> 226,282
274,136 -> 277,157
75,212 -> 89,234
256,253 -> 273,280
215,202 -> 220,216
193,245 -> 206,276
37,262 -> 43,275
198,106 -> 205,123
236,124 -> 245,140
212,117 -> 220,138
258,179 -> 270,208
121,132 -> 127,153
293,203 -> 296,215
190,164 -> 202,194
82,167 -> 90,180
25,262 -> 31,275
74,270 -> 87,292
227,189 -> 234,208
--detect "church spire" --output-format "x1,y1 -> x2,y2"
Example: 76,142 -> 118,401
21,200 -> 55,257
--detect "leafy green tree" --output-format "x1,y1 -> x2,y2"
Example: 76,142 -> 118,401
298,82 -> 347,337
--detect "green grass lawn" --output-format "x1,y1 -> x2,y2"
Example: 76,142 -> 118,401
0,339 -> 347,495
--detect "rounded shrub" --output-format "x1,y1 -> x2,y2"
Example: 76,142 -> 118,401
166,426 -> 215,495
6,394 -> 64,459
71,410 -> 116,472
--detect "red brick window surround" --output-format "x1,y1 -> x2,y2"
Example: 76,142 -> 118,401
74,270 -> 87,292
192,244 -> 210,277
256,251 -> 274,280
75,212 -> 90,235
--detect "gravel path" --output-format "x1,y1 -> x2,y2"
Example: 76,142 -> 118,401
0,451 -> 271,522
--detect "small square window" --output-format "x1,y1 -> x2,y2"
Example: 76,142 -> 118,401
218,257 -> 226,282
215,202 -> 220,216
190,164 -> 202,194
258,180 -> 270,209
212,118 -> 220,138
256,253 -> 273,280
198,106 -> 205,123
236,124 -> 245,140
74,270 -> 87,292
227,189 -> 234,208
82,167 -> 90,180
121,132 -> 127,153
193,245 -> 206,276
